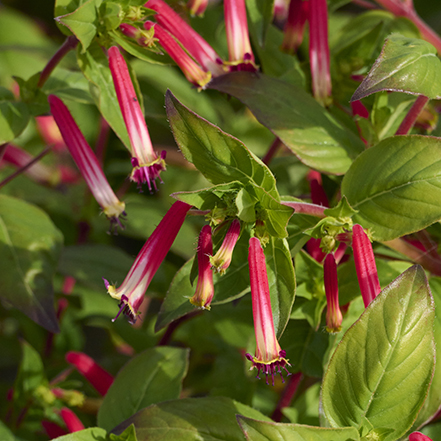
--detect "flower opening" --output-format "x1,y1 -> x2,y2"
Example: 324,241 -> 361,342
246,237 -> 291,385
108,46 -> 166,192
104,201 -> 192,323
190,225 -> 214,309
48,95 -> 126,230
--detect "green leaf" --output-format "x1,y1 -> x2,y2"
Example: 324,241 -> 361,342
341,135 -> 441,241
323,196 -> 358,220
0,421 -> 17,441
352,34 -> 441,101
238,416 -> 360,441
51,427 -> 108,440
0,100 -> 29,143
98,347 -> 189,431
77,41 -> 130,148
109,425 -> 138,441
165,90 -> 279,198
208,72 -> 365,175
266,237 -> 296,339
410,277 -> 441,430
56,0 -> 101,52
246,0 -> 274,47
111,397 -> 270,441
0,195 -> 63,333
321,265 -> 435,441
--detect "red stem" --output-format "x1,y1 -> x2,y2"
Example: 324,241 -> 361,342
395,95 -> 429,135
0,147 -> 51,189
281,201 -> 327,218
262,138 -> 282,165
38,36 -> 78,88
271,372 -> 303,422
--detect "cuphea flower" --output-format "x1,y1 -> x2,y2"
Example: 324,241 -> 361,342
352,224 -> 381,308
104,201 -> 192,324
210,219 -> 241,274
48,95 -> 126,231
107,46 -> 166,192
187,0 -> 208,17
65,351 -> 114,396
35,115 -> 66,152
143,21 -> 212,89
224,0 -> 258,71
190,225 -> 214,309
145,0 -> 224,75
60,408 -> 85,433
246,237 -> 291,385
281,0 -> 309,54
409,432 -> 433,441
324,253 -> 343,333
309,0 -> 332,106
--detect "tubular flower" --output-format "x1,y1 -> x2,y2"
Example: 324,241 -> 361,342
210,219 -> 241,274
65,351 -> 114,396
187,0 -> 208,17
246,237 -> 291,386
145,0 -> 224,75
281,0 -> 309,54
104,201 -> 192,324
35,115 -> 66,152
224,0 -> 257,72
108,46 -> 166,192
48,95 -> 126,230
324,253 -> 343,333
190,225 -> 214,309
352,224 -> 381,308
309,0 -> 332,106
60,408 -> 85,433
409,432 -> 433,441
143,21 -> 212,89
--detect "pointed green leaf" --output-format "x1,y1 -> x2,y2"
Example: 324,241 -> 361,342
238,416 -> 360,441
321,265 -> 435,441
352,34 -> 441,101
0,421 -> 16,441
266,237 -> 296,338
98,347 -> 189,431
342,135 -> 441,241
77,41 -> 130,148
246,0 -> 274,47
56,0 -> 101,52
0,195 -> 62,332
0,101 -> 29,143
209,72 -> 365,175
111,397 -> 270,441
51,428 -> 107,440
165,90 -> 280,198
109,425 -> 138,441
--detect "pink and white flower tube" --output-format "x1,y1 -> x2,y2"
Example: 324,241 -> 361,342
48,95 -> 126,230
187,0 -> 208,17
352,224 -> 381,308
246,237 -> 291,386
108,46 -> 166,192
143,22 -> 212,89
224,0 -> 257,71
324,253 -> 343,333
210,219 -> 241,274
104,201 -> 192,324
190,225 -> 214,309
145,0 -> 224,75
281,0 -> 309,54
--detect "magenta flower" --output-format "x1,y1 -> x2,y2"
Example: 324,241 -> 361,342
145,0 -> 224,75
187,0 -> 208,17
59,408 -> 85,433
324,253 -> 343,333
48,95 -> 126,230
246,237 -> 291,386
409,432 -> 433,441
190,225 -> 214,309
142,22 -> 212,89
104,201 -> 192,323
224,0 -> 257,72
281,0 -> 309,54
41,420 -> 68,439
210,219 -> 241,274
35,115 -> 66,152
309,0 -> 332,106
65,351 -> 114,396
352,224 -> 381,308
108,46 -> 166,192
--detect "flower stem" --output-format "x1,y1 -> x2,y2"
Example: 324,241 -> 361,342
0,146 -> 51,189
38,35 -> 78,88
157,311 -> 202,346
395,95 -> 429,135
271,372 -> 303,422
382,238 -> 441,276
262,138 -> 282,165
281,201 -> 327,218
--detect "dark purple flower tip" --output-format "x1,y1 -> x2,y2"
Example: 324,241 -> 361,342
107,210 -> 127,235
130,154 -> 167,193
111,295 -> 139,325
102,278 -> 110,290
245,353 -> 254,361
246,351 -> 291,386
